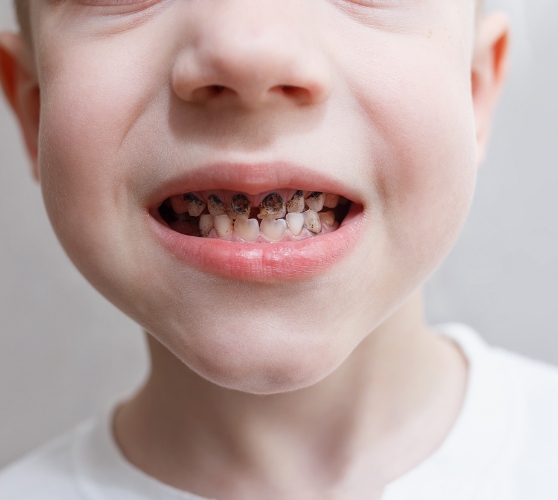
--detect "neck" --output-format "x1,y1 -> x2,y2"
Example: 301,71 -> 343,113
114,291 -> 467,499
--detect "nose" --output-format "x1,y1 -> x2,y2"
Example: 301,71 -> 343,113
172,1 -> 331,108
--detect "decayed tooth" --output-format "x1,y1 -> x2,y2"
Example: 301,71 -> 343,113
261,218 -> 287,241
199,214 -> 214,237
234,218 -> 259,242
287,190 -> 305,213
319,211 -> 335,227
258,193 -> 286,220
184,193 -> 206,217
214,214 -> 233,237
303,210 -> 322,234
324,193 -> 340,209
207,194 -> 227,216
228,194 -> 251,219
305,192 -> 324,212
170,195 -> 189,214
286,212 -> 304,236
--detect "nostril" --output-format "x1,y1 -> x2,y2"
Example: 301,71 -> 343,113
190,84 -> 232,103
272,85 -> 311,105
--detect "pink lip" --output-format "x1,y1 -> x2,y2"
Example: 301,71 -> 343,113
146,162 -> 365,280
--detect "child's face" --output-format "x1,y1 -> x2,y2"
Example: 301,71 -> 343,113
10,0 -> 500,393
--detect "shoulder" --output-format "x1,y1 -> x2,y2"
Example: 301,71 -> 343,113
0,424 -> 88,500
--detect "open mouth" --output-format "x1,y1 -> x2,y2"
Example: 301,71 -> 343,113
158,189 -> 353,243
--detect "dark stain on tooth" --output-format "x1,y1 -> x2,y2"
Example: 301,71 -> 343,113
208,194 -> 223,205
294,190 -> 303,198
307,191 -> 323,199
184,193 -> 204,206
231,194 -> 251,214
261,193 -> 284,214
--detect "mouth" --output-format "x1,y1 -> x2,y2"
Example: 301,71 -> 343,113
157,189 -> 352,242
147,163 -> 365,280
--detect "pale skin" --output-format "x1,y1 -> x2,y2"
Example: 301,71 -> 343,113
0,1 -> 508,498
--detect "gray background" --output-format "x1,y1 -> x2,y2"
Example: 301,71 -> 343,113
1,1 -> 556,468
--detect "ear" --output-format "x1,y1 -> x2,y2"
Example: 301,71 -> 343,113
471,12 -> 510,167
0,33 -> 40,181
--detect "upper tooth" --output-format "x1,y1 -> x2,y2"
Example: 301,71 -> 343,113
261,218 -> 287,241
184,193 -> 206,217
287,191 -> 305,213
228,194 -> 251,219
286,212 -> 304,236
170,195 -> 189,214
319,211 -> 335,227
323,194 -> 339,209
303,210 -> 322,234
258,193 -> 286,220
234,218 -> 259,242
214,214 -> 233,237
208,195 -> 227,216
305,192 -> 324,212
199,214 -> 214,237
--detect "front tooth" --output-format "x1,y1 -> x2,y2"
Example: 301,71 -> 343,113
170,195 -> 189,214
261,218 -> 287,241
286,212 -> 304,236
258,193 -> 286,220
324,194 -> 339,209
305,192 -> 324,212
303,210 -> 322,234
214,214 -> 233,237
228,194 -> 251,219
199,214 -> 214,237
184,193 -> 206,217
234,218 -> 259,242
287,190 -> 305,213
207,194 -> 227,216
319,211 -> 335,227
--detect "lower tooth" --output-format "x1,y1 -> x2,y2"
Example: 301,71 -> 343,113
199,214 -> 214,237
303,210 -> 322,234
234,218 -> 259,242
286,212 -> 304,236
214,214 -> 233,237
319,211 -> 335,227
261,218 -> 287,241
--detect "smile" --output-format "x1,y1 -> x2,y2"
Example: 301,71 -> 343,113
147,162 -> 365,280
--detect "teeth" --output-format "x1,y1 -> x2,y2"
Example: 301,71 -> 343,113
208,194 -> 227,216
228,194 -> 251,219
261,218 -> 287,241
305,192 -> 324,212
234,218 -> 259,242
214,214 -> 233,237
319,211 -> 335,227
170,195 -> 190,215
286,191 -> 305,213
286,212 -> 304,236
258,193 -> 286,220
199,214 -> 214,237
184,193 -> 206,217
323,194 -> 339,209
303,210 -> 322,234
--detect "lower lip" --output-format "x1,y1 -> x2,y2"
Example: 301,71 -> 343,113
147,205 -> 364,280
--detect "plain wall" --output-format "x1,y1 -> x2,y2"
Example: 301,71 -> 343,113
1,2 -> 557,467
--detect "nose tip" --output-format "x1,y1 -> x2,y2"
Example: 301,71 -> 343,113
172,28 -> 331,108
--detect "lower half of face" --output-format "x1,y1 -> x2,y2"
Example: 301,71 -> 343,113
35,0 -> 478,394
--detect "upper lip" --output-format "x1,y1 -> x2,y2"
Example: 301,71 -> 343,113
146,161 -> 361,209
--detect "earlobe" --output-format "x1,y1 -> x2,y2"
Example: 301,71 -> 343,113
471,12 -> 510,167
0,33 -> 40,181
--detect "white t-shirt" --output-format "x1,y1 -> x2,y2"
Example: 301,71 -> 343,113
1,324 -> 558,499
